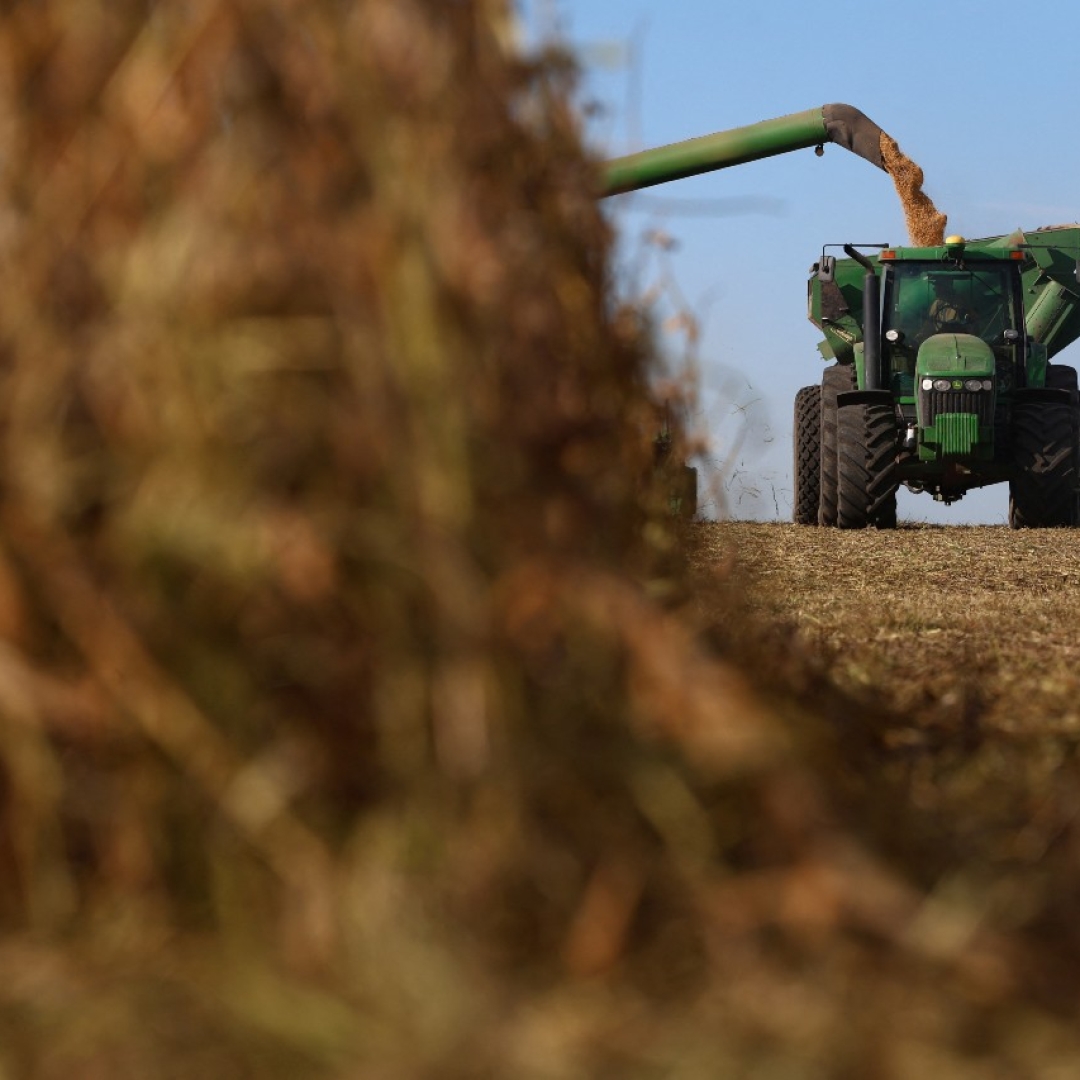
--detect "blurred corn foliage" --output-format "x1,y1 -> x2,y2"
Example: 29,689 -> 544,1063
1,1 -> 1080,1077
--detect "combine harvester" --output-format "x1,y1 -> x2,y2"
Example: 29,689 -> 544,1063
603,105 -> 1080,528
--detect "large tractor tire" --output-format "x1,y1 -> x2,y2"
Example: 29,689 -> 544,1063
1009,399 -> 1078,528
818,364 -> 855,526
1047,363 -> 1079,403
793,385 -> 821,525
836,401 -> 898,529
1047,363 -> 1080,523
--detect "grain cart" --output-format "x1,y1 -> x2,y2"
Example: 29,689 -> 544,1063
799,229 -> 1080,528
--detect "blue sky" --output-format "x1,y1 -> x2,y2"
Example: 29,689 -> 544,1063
534,0 -> 1080,523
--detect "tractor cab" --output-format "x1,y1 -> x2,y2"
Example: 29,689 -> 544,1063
800,232 -> 1078,528
877,239 -> 1029,465
880,241 -> 1027,386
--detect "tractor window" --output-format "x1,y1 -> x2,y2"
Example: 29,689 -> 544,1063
883,262 -> 1021,375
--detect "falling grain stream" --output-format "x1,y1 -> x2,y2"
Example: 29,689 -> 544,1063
880,132 -> 948,246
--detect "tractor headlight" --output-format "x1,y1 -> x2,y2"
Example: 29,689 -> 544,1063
921,377 -> 992,392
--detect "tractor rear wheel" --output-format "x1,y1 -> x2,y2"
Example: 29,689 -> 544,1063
1009,399 -> 1078,528
1047,363 -> 1079,403
819,364 -> 855,526
1047,364 -> 1080,523
836,401 -> 898,529
793,385 -> 821,525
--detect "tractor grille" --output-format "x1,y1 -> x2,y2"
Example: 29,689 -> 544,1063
920,387 -> 994,427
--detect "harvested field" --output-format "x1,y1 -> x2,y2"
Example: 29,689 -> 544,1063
691,520 -> 1080,939
9,1 -> 1080,1075
695,522 -> 1080,733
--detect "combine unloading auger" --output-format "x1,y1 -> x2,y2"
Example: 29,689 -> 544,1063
601,103 -> 887,197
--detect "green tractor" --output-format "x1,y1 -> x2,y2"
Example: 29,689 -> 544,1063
800,229 -> 1080,528
601,104 -> 1080,527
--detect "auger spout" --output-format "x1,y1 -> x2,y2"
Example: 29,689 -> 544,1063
601,103 -> 886,197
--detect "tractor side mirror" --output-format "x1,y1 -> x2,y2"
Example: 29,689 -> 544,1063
817,255 -> 836,283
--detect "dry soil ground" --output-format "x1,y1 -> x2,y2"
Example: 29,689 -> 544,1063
694,522 -> 1080,737
690,521 -> 1080,942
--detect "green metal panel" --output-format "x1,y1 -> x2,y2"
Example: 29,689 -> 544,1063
937,413 -> 980,457
916,334 -> 995,377
853,343 -> 865,390
808,254 -> 871,368
1022,225 -> 1080,281
981,225 -> 1080,360
1027,340 -> 1048,387
919,414 -> 988,461
1026,279 -> 1079,355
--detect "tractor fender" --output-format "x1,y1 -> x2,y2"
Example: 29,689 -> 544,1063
1012,387 -> 1073,406
837,389 -> 894,409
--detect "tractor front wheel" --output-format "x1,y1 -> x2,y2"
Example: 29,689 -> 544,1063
819,364 -> 855,526
793,385 -> 821,525
1009,400 -> 1078,528
836,401 -> 898,529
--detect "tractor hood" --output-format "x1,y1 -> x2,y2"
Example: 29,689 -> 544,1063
915,335 -> 997,461
916,333 -> 996,378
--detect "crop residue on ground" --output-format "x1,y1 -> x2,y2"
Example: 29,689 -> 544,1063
694,520 -> 1080,735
